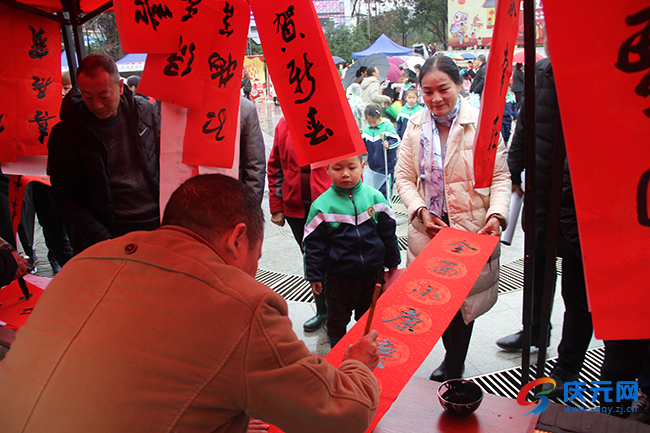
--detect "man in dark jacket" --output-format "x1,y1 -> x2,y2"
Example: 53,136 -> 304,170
48,54 -> 160,255
496,55 -> 592,398
238,96 -> 266,205
469,54 -> 487,96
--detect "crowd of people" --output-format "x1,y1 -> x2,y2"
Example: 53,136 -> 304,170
0,40 -> 648,432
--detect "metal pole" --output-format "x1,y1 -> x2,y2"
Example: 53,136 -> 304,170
367,0 -> 370,44
520,0 -> 537,389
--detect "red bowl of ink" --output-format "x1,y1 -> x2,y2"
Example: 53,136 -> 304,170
437,379 -> 484,416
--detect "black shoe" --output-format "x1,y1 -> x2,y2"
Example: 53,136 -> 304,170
542,366 -> 579,399
496,331 -> 549,352
303,313 -> 326,332
429,358 -> 464,382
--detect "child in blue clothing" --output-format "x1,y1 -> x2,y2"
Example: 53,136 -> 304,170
303,155 -> 400,347
362,104 -> 400,200
396,88 -> 423,138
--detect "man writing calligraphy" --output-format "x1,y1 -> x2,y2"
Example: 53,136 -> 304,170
48,54 -> 160,254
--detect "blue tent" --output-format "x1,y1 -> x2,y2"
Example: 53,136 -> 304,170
117,53 -> 148,64
352,34 -> 413,59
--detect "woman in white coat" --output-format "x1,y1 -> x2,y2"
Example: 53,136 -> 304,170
395,56 -> 511,381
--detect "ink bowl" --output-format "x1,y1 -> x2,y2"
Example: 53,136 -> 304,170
437,379 -> 484,416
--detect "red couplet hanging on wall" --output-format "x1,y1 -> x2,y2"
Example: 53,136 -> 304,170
0,5 -> 61,162
113,0 -> 183,53
472,0 -> 521,188
249,0 -> 365,167
545,0 -> 650,340
182,0 -> 249,167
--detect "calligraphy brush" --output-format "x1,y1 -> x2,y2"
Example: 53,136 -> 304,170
364,283 -> 383,335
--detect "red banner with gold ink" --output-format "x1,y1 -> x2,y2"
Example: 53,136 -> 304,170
182,0 -> 249,167
113,0 -> 182,53
472,0 -> 521,188
249,0 -> 366,167
8,175 -> 50,236
0,278 -> 46,331
545,1 -> 650,340
0,6 -> 60,162
267,228 -> 499,433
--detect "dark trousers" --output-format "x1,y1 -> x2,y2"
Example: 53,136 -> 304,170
532,235 -> 593,374
325,268 -> 384,344
285,216 -> 306,253
441,310 -> 475,376
31,182 -> 72,267
599,339 -> 650,415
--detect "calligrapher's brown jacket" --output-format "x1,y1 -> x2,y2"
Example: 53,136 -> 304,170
0,227 -> 379,433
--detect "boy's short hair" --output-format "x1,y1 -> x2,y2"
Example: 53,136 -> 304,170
364,104 -> 381,119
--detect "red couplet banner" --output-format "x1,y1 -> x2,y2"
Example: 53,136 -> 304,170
267,228 -> 499,433
0,6 -> 61,162
545,1 -> 650,340
249,0 -> 366,167
472,0 -> 521,188
182,0 -> 249,167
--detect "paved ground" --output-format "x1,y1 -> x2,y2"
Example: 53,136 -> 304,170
28,98 -> 603,382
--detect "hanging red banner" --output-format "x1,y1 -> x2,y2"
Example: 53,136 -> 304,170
545,1 -> 650,340
267,228 -> 499,433
8,175 -> 50,236
249,0 -> 365,167
0,5 -> 60,162
113,0 -> 182,53
472,0 -> 521,188
182,0 -> 249,167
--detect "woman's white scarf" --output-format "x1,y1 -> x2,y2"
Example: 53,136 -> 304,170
419,98 -> 461,217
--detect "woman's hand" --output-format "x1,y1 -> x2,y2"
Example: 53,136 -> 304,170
420,209 -> 448,238
310,281 -> 322,295
477,216 -> 501,236
271,212 -> 285,227
512,184 -> 524,197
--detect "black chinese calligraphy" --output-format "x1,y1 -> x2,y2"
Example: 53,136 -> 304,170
377,339 -> 397,369
274,6 -> 296,43
0,114 -> 4,134
164,36 -> 195,77
202,109 -> 227,141
507,0 -> 517,18
383,308 -> 422,333
488,114 -> 500,151
208,52 -> 237,87
134,0 -> 173,31
500,44 -> 510,92
12,176 -> 23,193
31,76 -> 53,99
218,1 -> 234,38
28,26 -> 48,60
28,110 -> 56,144
638,168 -> 650,227
406,280 -> 451,305
10,199 -> 18,221
304,107 -> 333,146
616,6 -> 650,118
448,240 -> 478,254
287,53 -> 316,104
20,308 -> 34,316
181,0 -> 201,22
433,260 -> 459,276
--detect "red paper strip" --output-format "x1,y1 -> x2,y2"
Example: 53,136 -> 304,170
8,175 -> 50,236
544,1 -> 650,340
249,0 -> 366,167
0,5 -> 60,162
0,279 -> 45,331
113,0 -> 182,53
267,228 -> 498,433
472,0 -> 521,188
182,0 -> 249,168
